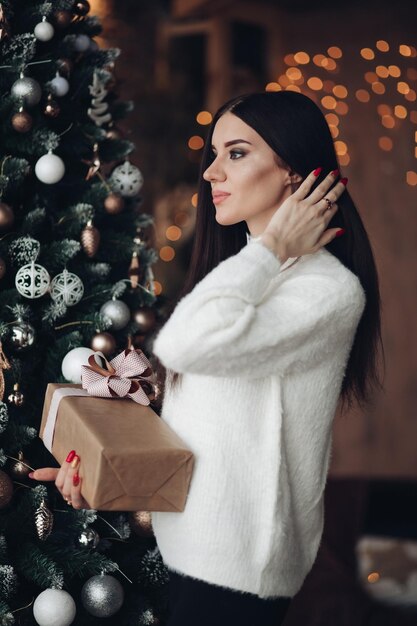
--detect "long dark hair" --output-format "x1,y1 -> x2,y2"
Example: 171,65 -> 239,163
159,91 -> 384,415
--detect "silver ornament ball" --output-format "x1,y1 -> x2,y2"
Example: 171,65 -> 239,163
33,588 -> 76,626
99,299 -> 130,330
81,574 -> 124,618
74,34 -> 91,52
50,74 -> 70,97
11,76 -> 42,107
34,20 -> 55,41
35,153 -> 65,184
10,320 -> 35,350
110,160 -> 144,198
78,527 -> 100,548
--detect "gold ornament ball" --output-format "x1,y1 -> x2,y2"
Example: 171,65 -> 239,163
54,9 -> 72,27
8,451 -> 31,480
0,470 -> 13,509
132,307 -> 157,334
0,257 -> 6,279
104,192 -> 125,215
90,332 -> 117,357
129,511 -> 154,537
11,111 -> 33,133
44,98 -> 60,118
0,202 -> 14,233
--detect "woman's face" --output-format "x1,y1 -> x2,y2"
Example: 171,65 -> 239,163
203,112 -> 299,236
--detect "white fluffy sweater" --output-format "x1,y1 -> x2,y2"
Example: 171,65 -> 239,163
151,238 -> 366,599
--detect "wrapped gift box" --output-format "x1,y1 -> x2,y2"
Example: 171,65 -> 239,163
39,383 -> 194,512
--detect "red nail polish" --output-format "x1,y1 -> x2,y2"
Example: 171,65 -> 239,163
331,169 -> 339,177
73,473 -> 80,487
340,177 -> 348,185
313,167 -> 322,176
66,450 -> 76,463
335,228 -> 345,237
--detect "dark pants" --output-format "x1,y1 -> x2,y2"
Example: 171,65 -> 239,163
166,568 -> 292,626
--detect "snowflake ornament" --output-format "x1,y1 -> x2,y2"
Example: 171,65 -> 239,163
50,269 -> 84,306
109,160 -> 143,198
15,261 -> 50,299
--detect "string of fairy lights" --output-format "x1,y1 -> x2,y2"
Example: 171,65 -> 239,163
156,39 -> 417,286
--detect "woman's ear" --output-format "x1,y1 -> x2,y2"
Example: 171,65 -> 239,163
289,170 -> 303,184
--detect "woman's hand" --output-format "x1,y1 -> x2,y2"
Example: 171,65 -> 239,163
29,450 -> 92,510
260,168 -> 347,262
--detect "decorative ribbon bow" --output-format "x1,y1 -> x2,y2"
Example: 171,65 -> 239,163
81,348 -> 155,405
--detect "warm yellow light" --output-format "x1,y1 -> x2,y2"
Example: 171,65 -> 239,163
378,137 -> 393,151
368,572 -> 380,584
307,77 -> 323,90
405,89 -> 417,102
334,140 -> 348,155
153,280 -> 162,296
339,154 -> 350,166
265,82 -> 281,92
375,65 -> 389,78
399,44 -> 412,56
355,89 -> 370,103
325,113 -> 339,126
175,209 -> 190,226
188,135 -> 204,150
321,96 -> 337,109
376,40 -> 389,52
285,84 -> 300,92
394,105 -> 407,119
323,80 -> 335,93
410,46 -> 417,57
371,82 -> 386,95
322,58 -> 337,71
411,111 -> 417,124
278,74 -> 291,87
286,67 -> 302,80
361,48 -> 375,60
365,71 -> 378,84
284,53 -> 296,65
329,125 -> 339,138
335,101 -> 349,115
406,171 -> 417,185
397,81 -> 410,94
381,115 -> 395,128
191,193 -> 198,207
377,104 -> 392,115
294,51 -> 310,64
388,65 -> 401,77
196,110 -> 213,125
166,225 -> 182,241
415,131 -> 417,142
328,46 -> 342,59
159,246 -> 175,262
333,85 -> 348,98
313,54 -> 326,66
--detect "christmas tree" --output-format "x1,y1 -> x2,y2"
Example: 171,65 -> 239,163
0,1 -> 169,624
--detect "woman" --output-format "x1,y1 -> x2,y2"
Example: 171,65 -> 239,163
31,91 -> 383,626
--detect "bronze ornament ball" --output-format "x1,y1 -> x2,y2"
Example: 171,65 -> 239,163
90,332 -> 117,357
73,0 -> 90,16
0,470 -> 13,508
54,9 -> 72,27
11,110 -> 33,133
0,202 -> 14,233
104,192 -> 125,215
0,257 -> 6,279
44,97 -> 60,118
129,511 -> 154,537
132,307 -> 157,334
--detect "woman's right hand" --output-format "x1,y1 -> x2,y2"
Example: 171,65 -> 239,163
29,450 -> 92,510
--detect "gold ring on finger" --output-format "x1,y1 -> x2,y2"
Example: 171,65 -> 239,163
324,197 -> 333,211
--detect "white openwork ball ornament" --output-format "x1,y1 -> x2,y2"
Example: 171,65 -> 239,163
33,588 -> 76,626
15,261 -> 50,299
50,270 -> 84,306
35,152 -> 65,184
50,73 -> 70,97
34,18 -> 55,42
109,160 -> 143,198
61,347 -> 105,383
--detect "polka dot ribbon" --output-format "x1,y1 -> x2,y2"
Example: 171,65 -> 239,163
81,348 -> 155,405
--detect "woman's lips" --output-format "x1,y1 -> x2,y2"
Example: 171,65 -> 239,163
212,192 -> 231,204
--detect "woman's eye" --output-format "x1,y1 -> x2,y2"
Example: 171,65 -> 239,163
230,150 -> 245,160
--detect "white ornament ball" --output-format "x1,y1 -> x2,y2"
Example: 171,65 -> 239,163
35,153 -> 65,184
51,270 -> 84,306
33,588 -> 76,626
50,74 -> 70,97
34,20 -> 55,42
11,76 -> 42,107
15,261 -> 50,299
74,34 -> 91,52
61,347 -> 104,383
100,299 -> 130,330
110,160 -> 144,198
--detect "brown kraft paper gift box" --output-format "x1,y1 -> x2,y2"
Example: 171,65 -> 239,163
40,383 -> 195,512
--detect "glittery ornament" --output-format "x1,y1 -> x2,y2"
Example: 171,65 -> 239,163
0,202 -> 14,232
11,110 -> 33,132
90,332 -> 116,357
54,9 -> 72,28
8,383 -> 24,406
10,319 -> 35,350
44,94 -> 60,118
8,451 -> 31,480
100,299 -> 130,330
33,588 -> 76,626
50,72 -> 70,97
35,152 -> 65,184
34,17 -> 54,41
110,160 -> 143,198
77,527 -> 100,548
81,574 -> 124,618
129,511 -> 154,537
0,470 -> 13,508
50,269 -> 84,306
104,192 -> 124,214
34,499 -> 54,540
15,261 -> 50,298
73,0 -> 90,16
11,75 -> 42,107
132,307 -> 156,334
81,221 -> 100,257
0,341 -> 11,402
0,257 -> 5,279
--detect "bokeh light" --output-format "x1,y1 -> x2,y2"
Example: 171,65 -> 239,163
307,77 -> 323,90
159,246 -> 175,262
339,154 -> 350,166
394,105 -> 407,119
328,46 -> 343,58
361,48 -> 375,60
365,71 -> 378,83
175,210 -> 191,226
356,89 -> 370,102
371,82 -> 386,95
368,572 -> 380,583
321,96 -> 337,109
397,81 -> 410,95
381,115 -> 395,128
313,54 -> 327,66
153,280 -> 162,296
325,113 -> 340,126
294,51 -> 310,64
333,85 -> 348,98
399,44 -> 412,56
334,140 -> 348,155
188,135 -> 204,150
388,65 -> 401,77
196,111 -> 212,125
376,40 -> 389,52
378,137 -> 393,151
284,53 -> 296,65
335,101 -> 349,115
285,84 -> 301,92
406,171 -> 417,185
166,225 -> 182,241
265,82 -> 281,91
191,193 -> 198,207
376,65 -> 390,78
286,67 -> 302,80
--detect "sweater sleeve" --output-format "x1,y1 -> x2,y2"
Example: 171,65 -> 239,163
152,240 -> 366,378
